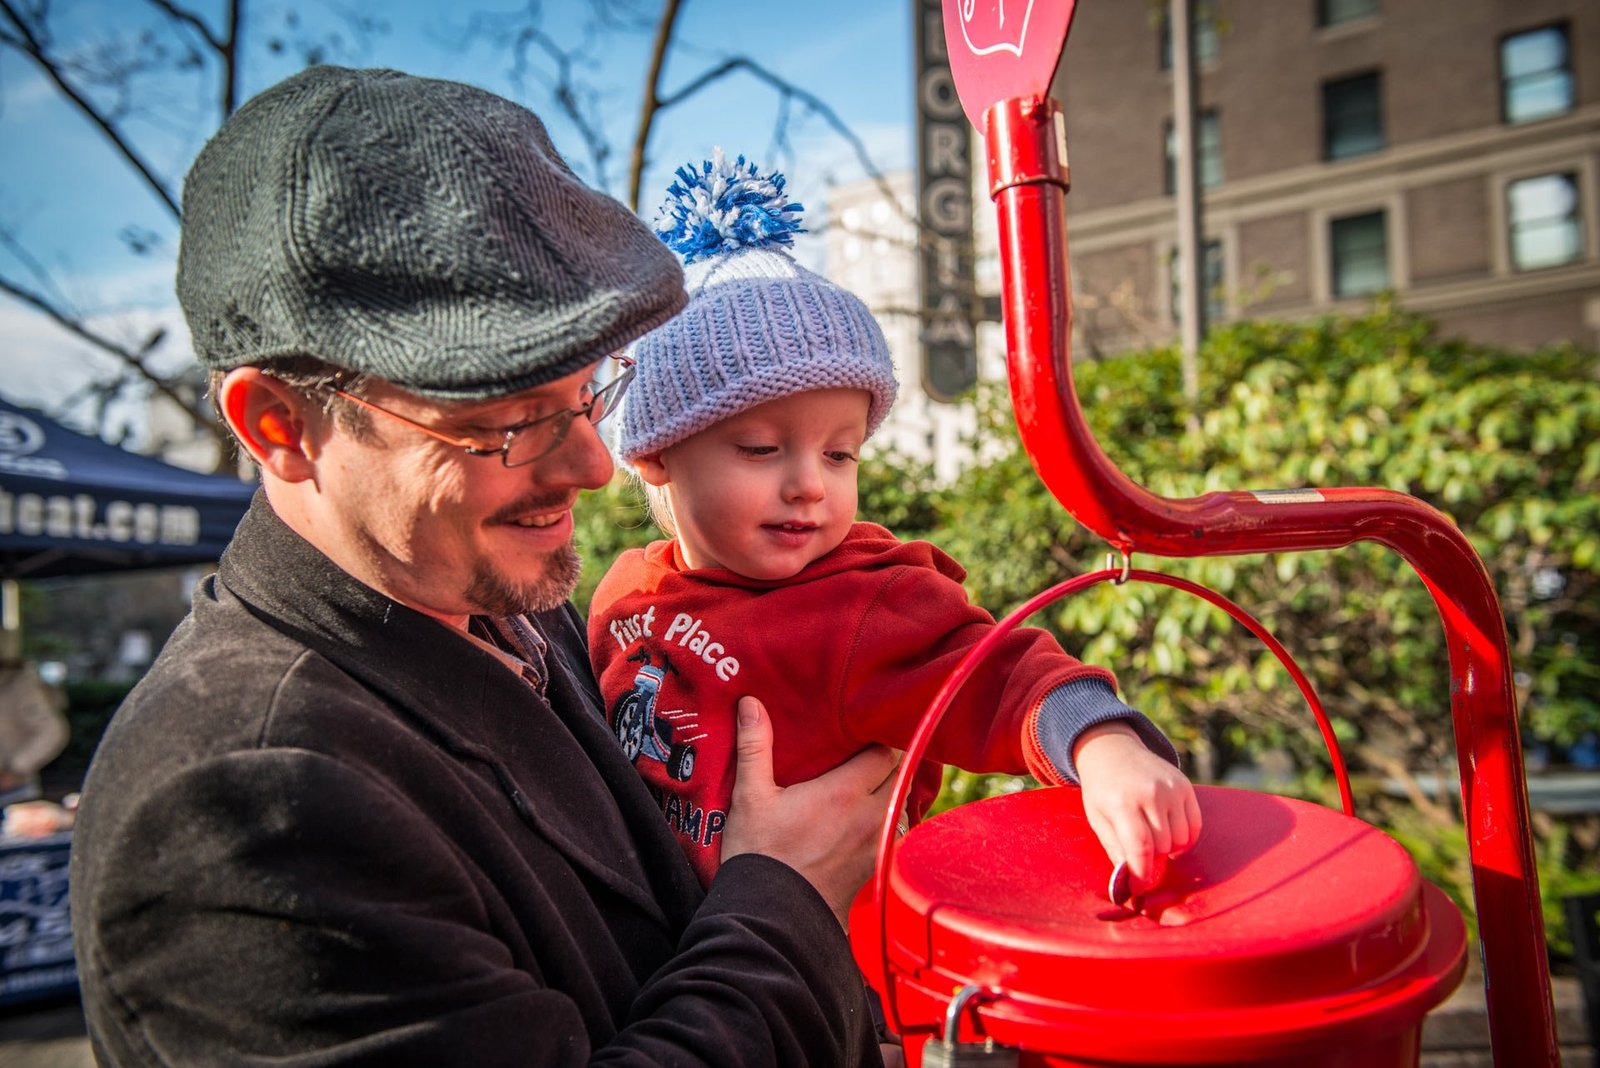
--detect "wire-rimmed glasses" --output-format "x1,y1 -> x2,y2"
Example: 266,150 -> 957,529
328,358 -> 635,467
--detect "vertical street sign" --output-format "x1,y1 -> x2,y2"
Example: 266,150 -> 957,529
915,0 -> 978,402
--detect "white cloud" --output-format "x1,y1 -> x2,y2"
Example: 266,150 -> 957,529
1,295 -> 193,445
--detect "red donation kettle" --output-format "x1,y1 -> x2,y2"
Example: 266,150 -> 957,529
853,783 -> 1467,1067
851,569 -> 1467,1066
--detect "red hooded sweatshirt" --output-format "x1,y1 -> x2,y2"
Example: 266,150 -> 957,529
587,522 -> 1119,887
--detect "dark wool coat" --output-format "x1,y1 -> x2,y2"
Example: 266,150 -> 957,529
69,495 -> 879,1067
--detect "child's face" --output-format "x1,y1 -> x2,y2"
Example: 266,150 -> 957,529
636,387 -> 870,580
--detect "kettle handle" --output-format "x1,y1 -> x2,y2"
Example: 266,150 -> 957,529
871,564 -> 1352,1035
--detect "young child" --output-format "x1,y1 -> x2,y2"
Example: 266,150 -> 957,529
588,151 -> 1200,894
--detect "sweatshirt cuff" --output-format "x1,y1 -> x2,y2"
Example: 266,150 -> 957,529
1033,678 -> 1181,785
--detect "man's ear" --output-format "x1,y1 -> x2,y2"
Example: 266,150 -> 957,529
216,368 -> 319,482
632,452 -> 671,487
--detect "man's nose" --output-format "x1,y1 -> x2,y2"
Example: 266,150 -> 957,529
539,415 -> 615,489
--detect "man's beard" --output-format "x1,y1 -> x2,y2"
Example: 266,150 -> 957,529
465,544 -> 583,618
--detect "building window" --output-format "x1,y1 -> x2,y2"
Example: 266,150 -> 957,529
1323,72 -> 1384,160
1159,3 -> 1218,70
1170,239 -> 1225,327
1508,173 -> 1583,271
1318,0 -> 1378,27
1164,111 -> 1223,193
1330,211 -> 1389,297
1501,25 -> 1574,125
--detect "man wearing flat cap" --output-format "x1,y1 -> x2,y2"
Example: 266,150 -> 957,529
69,66 -> 894,1067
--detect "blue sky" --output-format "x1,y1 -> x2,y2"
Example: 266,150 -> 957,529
0,0 -> 915,434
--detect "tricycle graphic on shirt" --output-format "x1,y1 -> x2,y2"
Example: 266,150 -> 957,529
612,650 -> 696,782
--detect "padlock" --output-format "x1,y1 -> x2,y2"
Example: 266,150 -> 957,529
918,984 -> 1020,1067
919,1037 -> 1019,1067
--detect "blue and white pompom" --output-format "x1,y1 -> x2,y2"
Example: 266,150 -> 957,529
654,148 -> 805,264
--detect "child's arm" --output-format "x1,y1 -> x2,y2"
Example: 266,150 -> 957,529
1032,679 -> 1202,888
834,550 -> 1201,882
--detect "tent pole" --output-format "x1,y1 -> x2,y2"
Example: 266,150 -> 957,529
1,578 -> 20,663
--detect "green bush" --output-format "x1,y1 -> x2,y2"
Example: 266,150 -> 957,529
573,473 -> 661,611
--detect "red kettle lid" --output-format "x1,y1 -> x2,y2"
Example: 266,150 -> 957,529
855,784 -> 1466,1061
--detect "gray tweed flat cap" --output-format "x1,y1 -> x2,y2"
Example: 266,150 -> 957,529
177,66 -> 686,399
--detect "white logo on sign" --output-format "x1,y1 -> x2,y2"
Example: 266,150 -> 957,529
958,0 -> 1037,58
0,412 -> 45,458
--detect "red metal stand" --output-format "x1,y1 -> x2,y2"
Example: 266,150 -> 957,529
980,90 -> 1556,1065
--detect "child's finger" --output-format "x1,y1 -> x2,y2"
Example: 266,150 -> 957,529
1168,789 -> 1204,855
1159,801 -> 1193,859
1110,809 -> 1156,882
1143,801 -> 1174,859
1083,806 -> 1125,872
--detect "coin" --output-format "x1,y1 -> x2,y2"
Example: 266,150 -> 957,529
1107,860 -> 1132,907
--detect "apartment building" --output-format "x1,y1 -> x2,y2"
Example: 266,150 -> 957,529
826,171 -> 1007,481
1054,0 -> 1600,355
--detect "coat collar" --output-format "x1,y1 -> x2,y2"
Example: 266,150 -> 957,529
217,492 -> 700,928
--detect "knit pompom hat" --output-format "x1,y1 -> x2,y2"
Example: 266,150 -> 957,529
616,150 -> 898,462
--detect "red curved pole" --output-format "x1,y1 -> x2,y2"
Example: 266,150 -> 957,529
983,93 -> 1554,1065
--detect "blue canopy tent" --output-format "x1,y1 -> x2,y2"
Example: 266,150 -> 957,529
0,396 -> 253,1005
0,396 -> 255,580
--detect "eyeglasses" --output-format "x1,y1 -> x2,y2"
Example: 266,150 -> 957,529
328,359 -> 635,468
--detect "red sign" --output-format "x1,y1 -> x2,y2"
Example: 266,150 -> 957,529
941,0 -> 1077,129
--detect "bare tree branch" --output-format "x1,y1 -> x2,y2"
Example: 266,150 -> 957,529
219,0 -> 240,114
0,271 -> 226,451
0,0 -> 182,219
521,27 -> 615,190
138,0 -> 242,115
457,6 -> 618,191
465,2 -> 907,233
626,0 -> 682,211
141,0 -> 224,54
0,0 -> 360,457
1356,742 -> 1457,827
0,226 -> 72,311
646,53 -> 910,233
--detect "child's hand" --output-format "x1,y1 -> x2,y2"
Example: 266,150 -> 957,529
1073,721 -> 1202,891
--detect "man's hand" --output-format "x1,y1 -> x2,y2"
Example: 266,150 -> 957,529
722,696 -> 900,926
1074,722 -> 1202,893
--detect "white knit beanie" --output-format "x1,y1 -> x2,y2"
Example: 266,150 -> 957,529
617,151 -> 898,462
